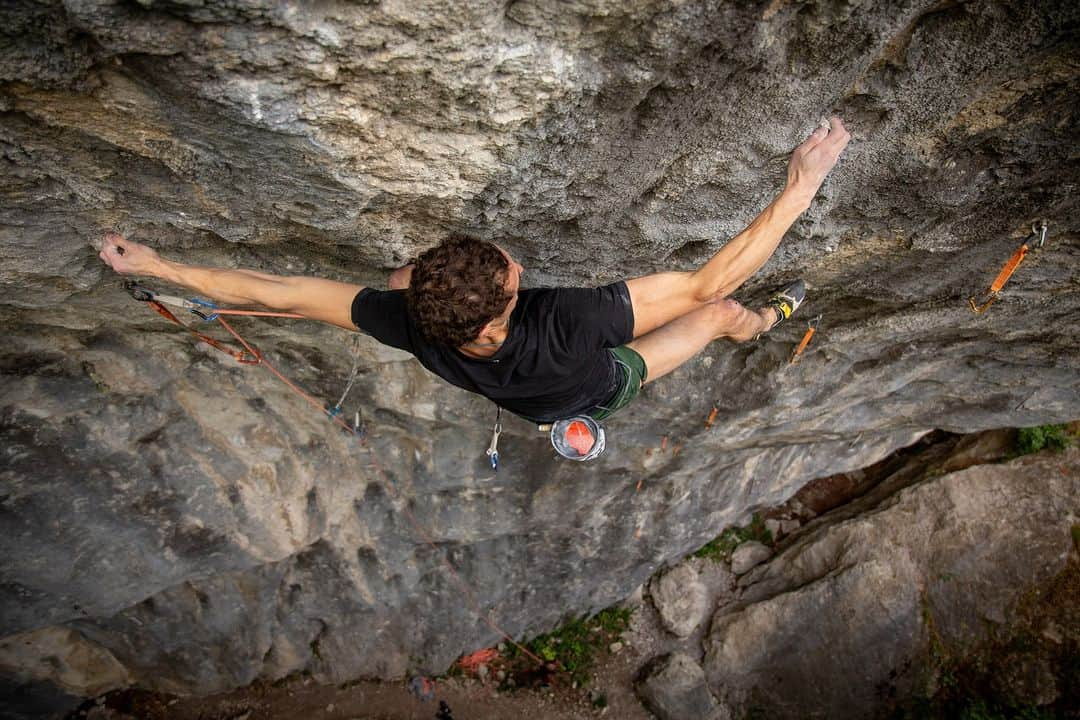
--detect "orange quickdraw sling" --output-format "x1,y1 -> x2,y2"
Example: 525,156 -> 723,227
969,221 -> 1048,313
789,314 -> 822,365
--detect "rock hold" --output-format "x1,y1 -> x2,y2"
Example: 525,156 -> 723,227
650,561 -> 709,639
729,542 -> 772,576
637,653 -> 729,720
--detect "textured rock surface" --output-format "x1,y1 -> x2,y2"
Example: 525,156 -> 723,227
728,541 -> 772,576
650,560 -> 709,638
637,652 -> 728,720
703,448 -> 1080,719
1,0 -> 1079,705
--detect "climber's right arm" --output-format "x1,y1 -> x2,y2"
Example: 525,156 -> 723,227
98,234 -> 363,331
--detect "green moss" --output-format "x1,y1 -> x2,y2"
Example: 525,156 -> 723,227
694,513 -> 774,563
919,593 -> 957,692
505,606 -> 633,687
1014,424 -> 1073,456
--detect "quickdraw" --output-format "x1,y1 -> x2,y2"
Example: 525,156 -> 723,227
789,314 -> 822,365
127,281 -> 262,363
486,406 -> 502,470
969,220 -> 1048,313
327,334 -> 366,435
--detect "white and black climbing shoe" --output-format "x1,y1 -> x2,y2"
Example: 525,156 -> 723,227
765,279 -> 806,329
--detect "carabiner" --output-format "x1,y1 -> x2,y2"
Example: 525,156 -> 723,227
187,297 -> 219,321
124,281 -> 156,302
486,407 -> 503,470
968,291 -> 998,314
1032,219 -> 1047,249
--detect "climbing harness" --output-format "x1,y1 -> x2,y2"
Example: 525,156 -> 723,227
789,314 -> 822,365
486,406 -> 503,470
968,220 -> 1048,313
124,280 -> 546,668
547,415 -> 606,461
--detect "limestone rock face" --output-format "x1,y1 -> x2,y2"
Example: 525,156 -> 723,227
703,449 -> 1080,718
1,0 -> 1079,705
650,560 -> 709,638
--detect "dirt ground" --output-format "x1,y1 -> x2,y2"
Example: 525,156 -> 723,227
69,572 -> 722,720
77,616 -> 660,720
74,563 -> 740,720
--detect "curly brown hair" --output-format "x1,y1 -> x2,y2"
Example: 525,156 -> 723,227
405,234 -> 512,346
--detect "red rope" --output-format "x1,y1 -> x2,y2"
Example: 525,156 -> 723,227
191,311 -> 546,666
147,301 -> 259,364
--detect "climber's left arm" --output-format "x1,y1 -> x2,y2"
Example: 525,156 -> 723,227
625,117 -> 849,338
98,234 -> 363,331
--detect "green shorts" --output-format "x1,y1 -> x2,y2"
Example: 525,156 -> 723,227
589,345 -> 648,421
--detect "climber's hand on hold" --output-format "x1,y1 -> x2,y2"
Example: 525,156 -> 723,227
786,116 -> 850,207
98,233 -> 162,276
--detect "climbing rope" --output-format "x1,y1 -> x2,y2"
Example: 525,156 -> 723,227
125,281 -> 546,667
968,220 -> 1048,313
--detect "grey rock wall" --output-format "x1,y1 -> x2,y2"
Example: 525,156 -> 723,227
703,448 -> 1080,718
1,0 -> 1078,705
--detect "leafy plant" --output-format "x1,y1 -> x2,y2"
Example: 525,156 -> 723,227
1014,424 -> 1073,456
505,606 -> 633,687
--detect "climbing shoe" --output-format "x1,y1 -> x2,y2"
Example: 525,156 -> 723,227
765,279 -> 806,329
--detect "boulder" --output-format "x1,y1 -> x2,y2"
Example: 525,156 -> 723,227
650,561 -> 709,638
703,449 -> 1080,719
729,542 -> 772,576
637,652 -> 729,720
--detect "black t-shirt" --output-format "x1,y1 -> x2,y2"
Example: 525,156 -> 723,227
351,282 -> 635,422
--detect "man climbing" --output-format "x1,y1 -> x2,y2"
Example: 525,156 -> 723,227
99,118 -> 849,425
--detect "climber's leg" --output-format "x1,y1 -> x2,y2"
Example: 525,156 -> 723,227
627,299 -> 776,384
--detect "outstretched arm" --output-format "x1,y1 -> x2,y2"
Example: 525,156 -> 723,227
98,234 -> 363,331
626,117 -> 850,338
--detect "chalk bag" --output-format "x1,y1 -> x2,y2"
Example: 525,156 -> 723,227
550,416 -> 606,461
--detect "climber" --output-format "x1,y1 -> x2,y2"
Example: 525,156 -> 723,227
98,118 -> 850,424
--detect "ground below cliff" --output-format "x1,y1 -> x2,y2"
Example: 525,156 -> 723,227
63,427 -> 1080,720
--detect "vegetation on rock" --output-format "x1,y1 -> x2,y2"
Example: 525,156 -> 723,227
693,513 -> 774,563
1014,424 -> 1074,456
